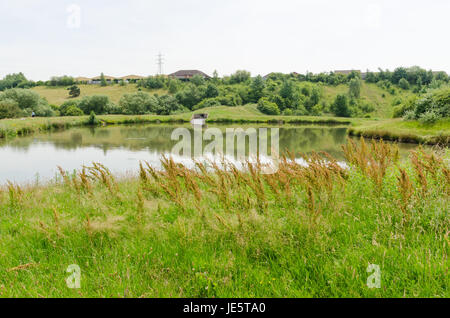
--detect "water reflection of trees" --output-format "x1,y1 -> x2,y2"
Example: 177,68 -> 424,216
0,125 -> 352,159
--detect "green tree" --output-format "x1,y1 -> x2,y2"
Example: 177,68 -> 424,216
349,78 -> 361,98
64,105 -> 84,116
100,73 -> 107,87
332,94 -> 350,117
257,97 -> 280,115
156,95 -> 182,115
205,83 -> 219,98
0,88 -> 40,109
78,95 -> 110,114
229,70 -> 251,84
0,73 -> 28,91
119,92 -> 159,114
191,75 -> 205,86
0,99 -> 23,119
249,75 -> 265,103
398,78 -> 410,90
68,85 -> 81,98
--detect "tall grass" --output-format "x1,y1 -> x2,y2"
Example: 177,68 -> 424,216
0,140 -> 448,297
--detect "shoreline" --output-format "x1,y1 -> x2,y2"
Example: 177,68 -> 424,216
0,113 -> 449,146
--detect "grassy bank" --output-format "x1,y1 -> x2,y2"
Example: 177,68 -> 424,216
0,141 -> 448,297
0,104 -> 448,145
349,118 -> 450,145
0,105 -> 355,139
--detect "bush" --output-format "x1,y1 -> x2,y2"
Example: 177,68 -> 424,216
257,98 -> 280,115
78,95 -> 111,115
0,88 -> 40,109
216,94 -> 241,106
156,95 -> 183,115
176,85 -> 204,110
205,84 -> 219,98
398,78 -> 410,90
393,95 -> 417,118
418,111 -> 439,125
64,105 -> 84,116
193,98 -> 221,110
348,78 -> 361,98
34,101 -> 55,117
403,110 -> 416,121
119,92 -> 159,114
0,99 -> 23,119
331,94 -> 351,117
87,111 -> 100,125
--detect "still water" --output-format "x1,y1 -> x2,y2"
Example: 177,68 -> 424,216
0,124 -> 420,184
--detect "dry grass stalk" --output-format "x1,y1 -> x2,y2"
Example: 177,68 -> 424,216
397,167 -> 414,221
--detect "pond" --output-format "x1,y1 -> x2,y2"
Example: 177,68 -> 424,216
0,124 -> 421,184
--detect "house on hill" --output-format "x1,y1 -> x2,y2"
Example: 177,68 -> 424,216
75,77 -> 91,84
89,75 -> 118,84
169,70 -> 210,81
119,75 -> 146,83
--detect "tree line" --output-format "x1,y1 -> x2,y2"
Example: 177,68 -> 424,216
0,67 -> 449,121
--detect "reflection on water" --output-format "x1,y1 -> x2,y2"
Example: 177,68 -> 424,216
0,124 -> 421,184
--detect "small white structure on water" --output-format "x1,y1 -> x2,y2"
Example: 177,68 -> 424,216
191,113 -> 208,126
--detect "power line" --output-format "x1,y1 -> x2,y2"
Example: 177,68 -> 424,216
156,53 -> 164,75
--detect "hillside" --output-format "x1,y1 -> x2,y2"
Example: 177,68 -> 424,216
32,84 -> 167,106
31,82 -> 406,119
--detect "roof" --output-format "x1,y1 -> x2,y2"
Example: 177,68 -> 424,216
169,70 -> 210,78
90,75 -> 117,81
75,77 -> 91,81
120,75 -> 146,80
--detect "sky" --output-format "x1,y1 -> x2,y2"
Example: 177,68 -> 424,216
1,0 -> 449,80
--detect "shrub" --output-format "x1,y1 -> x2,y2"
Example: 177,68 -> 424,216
331,94 -> 351,117
403,110 -> 416,121
78,95 -> 111,115
156,95 -> 183,115
193,98 -> 221,110
34,101 -> 55,117
216,94 -> 241,106
0,88 -> 40,109
393,95 -> 417,118
64,105 -> 84,116
0,99 -> 23,119
398,78 -> 410,90
59,100 -> 80,116
348,78 -> 361,98
257,98 -> 280,115
87,111 -> 100,125
418,111 -> 439,125
176,85 -> 204,110
229,70 -> 251,84
119,92 -> 159,114
205,84 -> 219,98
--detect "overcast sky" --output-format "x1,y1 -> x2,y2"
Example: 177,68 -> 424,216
1,0 -> 449,80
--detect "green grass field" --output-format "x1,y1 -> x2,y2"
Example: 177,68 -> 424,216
0,141 -> 448,297
32,84 -> 167,106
